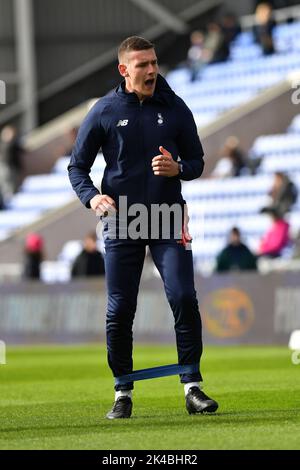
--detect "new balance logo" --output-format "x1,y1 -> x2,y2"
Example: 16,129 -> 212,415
117,119 -> 129,127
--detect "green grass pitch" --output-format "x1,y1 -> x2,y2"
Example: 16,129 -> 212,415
0,344 -> 299,450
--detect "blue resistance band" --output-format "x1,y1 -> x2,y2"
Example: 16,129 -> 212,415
115,363 -> 199,386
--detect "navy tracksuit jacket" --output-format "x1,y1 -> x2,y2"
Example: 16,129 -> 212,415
68,75 -> 205,390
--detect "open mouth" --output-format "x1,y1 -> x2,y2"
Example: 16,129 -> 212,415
145,78 -> 155,87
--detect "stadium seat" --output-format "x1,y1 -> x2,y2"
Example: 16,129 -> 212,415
288,114 -> 300,134
0,210 -> 42,229
180,111 -> 300,266
57,240 -> 82,263
20,174 -> 72,193
7,192 -> 75,211
260,153 -> 300,173
0,153 -> 106,240
251,135 -> 300,156
166,21 -> 300,126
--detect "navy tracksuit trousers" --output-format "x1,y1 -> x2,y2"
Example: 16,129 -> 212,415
104,237 -> 203,391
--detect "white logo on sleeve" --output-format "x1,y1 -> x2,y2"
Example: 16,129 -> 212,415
117,119 -> 129,127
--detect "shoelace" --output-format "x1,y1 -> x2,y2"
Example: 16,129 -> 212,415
189,387 -> 211,401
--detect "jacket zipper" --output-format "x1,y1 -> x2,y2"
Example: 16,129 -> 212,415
139,101 -> 148,207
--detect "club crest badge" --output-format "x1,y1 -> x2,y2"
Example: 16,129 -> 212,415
157,113 -> 164,125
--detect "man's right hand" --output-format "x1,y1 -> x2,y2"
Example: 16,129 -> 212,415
90,194 -> 116,217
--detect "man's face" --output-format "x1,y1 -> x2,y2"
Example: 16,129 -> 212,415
118,48 -> 159,100
230,231 -> 241,246
84,236 -> 97,253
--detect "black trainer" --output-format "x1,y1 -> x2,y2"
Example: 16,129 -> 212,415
106,396 -> 132,419
185,387 -> 218,414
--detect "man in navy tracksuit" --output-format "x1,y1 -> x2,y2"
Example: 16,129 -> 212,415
68,36 -> 218,419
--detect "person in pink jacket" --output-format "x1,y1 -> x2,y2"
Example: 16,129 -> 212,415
258,209 -> 290,258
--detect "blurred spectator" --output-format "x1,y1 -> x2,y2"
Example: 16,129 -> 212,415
216,227 -> 257,272
0,125 -> 25,194
253,2 -> 276,55
23,233 -> 44,280
211,136 -> 256,178
64,127 -> 78,156
187,23 -> 230,81
292,229 -> 300,259
205,22 -> 230,64
187,30 -> 206,81
257,208 -> 290,257
220,13 -> 241,47
0,183 -> 4,210
54,127 -> 78,161
71,231 -> 105,278
260,172 -> 298,217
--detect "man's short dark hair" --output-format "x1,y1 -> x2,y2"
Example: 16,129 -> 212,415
118,36 -> 155,62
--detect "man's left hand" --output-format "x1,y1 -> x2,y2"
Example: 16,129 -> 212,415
152,146 -> 179,177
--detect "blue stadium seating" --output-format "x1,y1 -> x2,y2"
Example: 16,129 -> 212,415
2,21 -> 300,274
0,154 -> 105,236
251,134 -> 300,156
166,21 -> 300,127
288,114 -> 300,133
0,210 -> 42,230
183,114 -> 300,266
